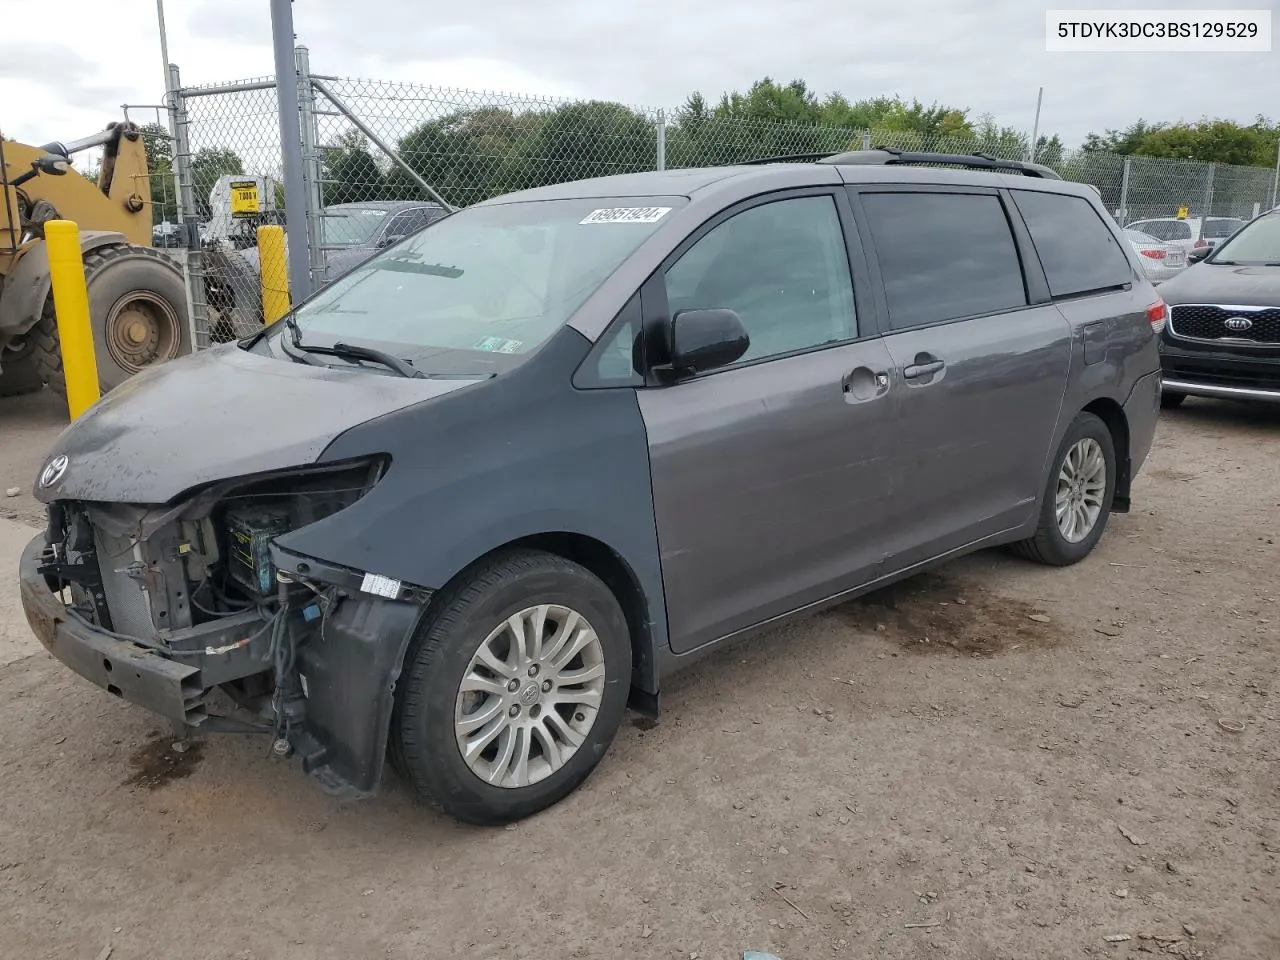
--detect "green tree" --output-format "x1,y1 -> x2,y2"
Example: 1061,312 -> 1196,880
1082,117 -> 1279,167
138,122 -> 178,224
322,129 -> 384,204
388,107 -> 543,206
190,147 -> 245,217
516,102 -> 654,189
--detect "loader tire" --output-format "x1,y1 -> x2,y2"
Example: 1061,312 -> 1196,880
35,244 -> 191,398
0,341 -> 45,397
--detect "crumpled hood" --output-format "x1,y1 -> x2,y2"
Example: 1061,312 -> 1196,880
1159,262 -> 1280,306
34,343 -> 475,504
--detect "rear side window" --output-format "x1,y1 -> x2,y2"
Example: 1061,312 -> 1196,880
1166,220 -> 1193,241
860,191 -> 1027,330
1013,191 -> 1134,298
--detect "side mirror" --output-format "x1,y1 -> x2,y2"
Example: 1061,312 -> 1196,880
1187,246 -> 1213,263
669,308 -> 749,374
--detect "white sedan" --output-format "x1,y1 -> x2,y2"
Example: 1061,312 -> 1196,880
1124,228 -> 1188,284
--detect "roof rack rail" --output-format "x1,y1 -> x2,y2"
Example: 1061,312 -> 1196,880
816,147 -> 1062,179
741,152 -> 840,165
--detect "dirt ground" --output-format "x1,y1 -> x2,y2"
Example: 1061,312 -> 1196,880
0,390 -> 1277,960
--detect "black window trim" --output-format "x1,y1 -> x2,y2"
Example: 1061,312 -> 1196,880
1008,187 -> 1135,303
847,183 -> 1043,335
571,291 -> 645,390
632,186 -> 877,386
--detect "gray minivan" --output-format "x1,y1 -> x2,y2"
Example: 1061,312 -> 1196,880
21,150 -> 1163,824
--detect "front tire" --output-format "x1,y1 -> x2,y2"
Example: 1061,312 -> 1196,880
1011,412 -> 1116,567
390,550 -> 631,825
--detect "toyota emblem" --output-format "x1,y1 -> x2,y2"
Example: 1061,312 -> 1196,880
1223,316 -> 1254,332
38,454 -> 69,489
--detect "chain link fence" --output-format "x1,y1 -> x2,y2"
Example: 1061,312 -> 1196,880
168,55 -> 1280,345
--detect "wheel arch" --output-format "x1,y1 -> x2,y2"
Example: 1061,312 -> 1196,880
424,531 -> 662,714
1081,396 -> 1131,512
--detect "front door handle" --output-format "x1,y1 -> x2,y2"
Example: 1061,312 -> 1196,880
903,359 -> 945,380
842,366 -> 891,403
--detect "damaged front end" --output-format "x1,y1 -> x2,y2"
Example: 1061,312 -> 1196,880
22,456 -> 428,799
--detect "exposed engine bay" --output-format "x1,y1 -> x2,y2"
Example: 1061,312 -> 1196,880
34,456 -> 429,797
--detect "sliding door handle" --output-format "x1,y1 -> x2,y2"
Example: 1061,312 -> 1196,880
903,360 -> 945,380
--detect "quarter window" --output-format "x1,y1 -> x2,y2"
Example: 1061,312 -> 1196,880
860,191 -> 1027,330
1013,190 -> 1134,298
663,195 -> 857,365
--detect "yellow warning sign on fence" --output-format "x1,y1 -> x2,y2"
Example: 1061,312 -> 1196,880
230,180 -> 260,219
1176,206 -> 1189,219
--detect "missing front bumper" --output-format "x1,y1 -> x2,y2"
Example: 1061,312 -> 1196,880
20,534 -> 208,724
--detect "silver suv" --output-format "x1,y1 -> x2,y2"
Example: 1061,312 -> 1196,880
21,150 -> 1163,824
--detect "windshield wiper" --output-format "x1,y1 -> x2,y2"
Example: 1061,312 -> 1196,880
278,316 -> 327,366
278,316 -> 423,378
283,338 -> 425,378
326,342 -> 426,378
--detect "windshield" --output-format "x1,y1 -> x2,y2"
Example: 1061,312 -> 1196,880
1203,218 -> 1244,239
321,206 -> 391,246
287,196 -> 683,375
1210,214 -> 1280,264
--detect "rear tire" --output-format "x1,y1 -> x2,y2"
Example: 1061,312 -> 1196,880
1160,390 -> 1186,409
1010,412 -> 1116,567
34,244 -> 191,398
390,549 -> 631,825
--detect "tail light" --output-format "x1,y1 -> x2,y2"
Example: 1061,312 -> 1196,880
1139,249 -> 1167,260
1146,299 -> 1169,335
1193,237 -> 1208,248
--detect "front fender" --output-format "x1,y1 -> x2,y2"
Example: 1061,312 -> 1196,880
288,590 -> 425,799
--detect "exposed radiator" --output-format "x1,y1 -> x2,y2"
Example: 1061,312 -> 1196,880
92,524 -> 157,639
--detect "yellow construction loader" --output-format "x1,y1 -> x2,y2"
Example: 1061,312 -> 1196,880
0,121 -> 190,397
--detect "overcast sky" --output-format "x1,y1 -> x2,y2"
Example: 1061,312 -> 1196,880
1,0 -> 1276,151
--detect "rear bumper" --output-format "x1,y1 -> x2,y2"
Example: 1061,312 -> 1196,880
19,534 -> 208,724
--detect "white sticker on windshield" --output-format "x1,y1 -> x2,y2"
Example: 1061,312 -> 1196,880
580,206 -> 672,225
475,335 -> 523,354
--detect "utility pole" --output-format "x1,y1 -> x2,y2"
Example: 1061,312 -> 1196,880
156,0 -> 171,98
1029,87 -> 1044,164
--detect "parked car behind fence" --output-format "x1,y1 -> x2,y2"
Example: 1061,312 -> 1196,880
1123,228 -> 1188,284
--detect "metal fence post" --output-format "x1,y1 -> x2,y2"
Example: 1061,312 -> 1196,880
1272,138 -> 1279,209
862,130 -> 872,151
168,64 -> 207,348
1118,156 -> 1131,224
1201,163 -> 1215,217
295,45 -> 326,290
269,0 -> 312,302
655,109 -> 666,171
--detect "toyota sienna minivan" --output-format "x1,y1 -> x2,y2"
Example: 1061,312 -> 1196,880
22,149 -> 1163,824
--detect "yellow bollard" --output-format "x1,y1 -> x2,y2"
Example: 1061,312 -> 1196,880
257,225 -> 290,325
43,220 -> 100,420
